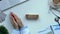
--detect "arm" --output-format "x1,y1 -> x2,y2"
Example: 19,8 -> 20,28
10,12 -> 30,34
11,26 -> 30,34
20,26 -> 30,34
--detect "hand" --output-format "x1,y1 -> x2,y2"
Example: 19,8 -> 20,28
10,12 -> 24,29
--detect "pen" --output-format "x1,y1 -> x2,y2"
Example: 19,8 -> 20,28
1,0 -> 29,13
50,25 -> 54,34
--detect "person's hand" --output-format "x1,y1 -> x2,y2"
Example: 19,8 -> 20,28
10,12 -> 24,29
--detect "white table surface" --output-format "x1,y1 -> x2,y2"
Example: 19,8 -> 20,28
0,0 -> 58,34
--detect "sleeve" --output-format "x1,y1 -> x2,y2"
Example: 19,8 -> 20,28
20,26 -> 30,34
11,29 -> 20,34
11,26 -> 30,34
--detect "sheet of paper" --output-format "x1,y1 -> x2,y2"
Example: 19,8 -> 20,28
52,25 -> 60,34
38,25 -> 60,34
37,27 -> 52,34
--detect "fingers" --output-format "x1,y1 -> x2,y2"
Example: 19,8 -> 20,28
10,12 -> 24,28
10,12 -> 20,23
10,12 -> 19,29
10,12 -> 18,20
10,12 -> 16,22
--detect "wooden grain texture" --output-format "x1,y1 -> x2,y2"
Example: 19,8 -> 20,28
26,14 -> 39,20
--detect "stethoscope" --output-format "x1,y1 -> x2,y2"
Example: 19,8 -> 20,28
49,5 -> 60,26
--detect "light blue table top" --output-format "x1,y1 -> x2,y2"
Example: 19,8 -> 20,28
1,0 -> 59,34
